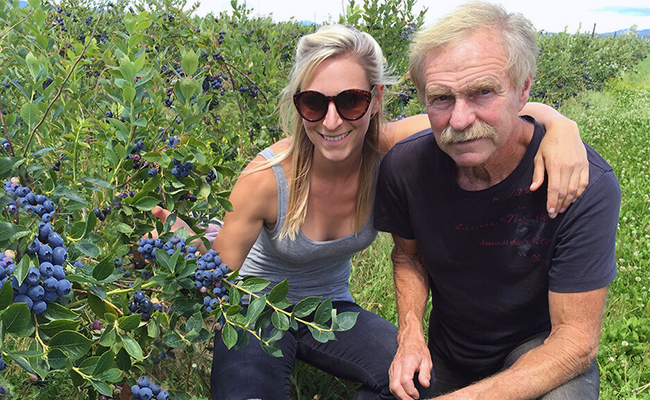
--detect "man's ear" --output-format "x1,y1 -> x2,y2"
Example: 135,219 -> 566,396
518,74 -> 533,110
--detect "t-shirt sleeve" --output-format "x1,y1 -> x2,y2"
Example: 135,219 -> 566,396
549,167 -> 620,293
373,148 -> 415,239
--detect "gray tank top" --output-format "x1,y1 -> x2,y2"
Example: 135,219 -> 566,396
239,148 -> 378,304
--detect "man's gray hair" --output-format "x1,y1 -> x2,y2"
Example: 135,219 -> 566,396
409,1 -> 539,103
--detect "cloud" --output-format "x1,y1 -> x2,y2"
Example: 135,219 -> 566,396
593,7 -> 650,17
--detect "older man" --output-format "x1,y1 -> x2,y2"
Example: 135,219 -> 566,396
374,2 -> 620,399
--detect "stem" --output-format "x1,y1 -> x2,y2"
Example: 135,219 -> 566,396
33,316 -> 49,352
222,280 -> 335,334
0,8 -> 34,40
22,11 -> 104,157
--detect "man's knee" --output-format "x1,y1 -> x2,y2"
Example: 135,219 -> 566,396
539,358 -> 600,400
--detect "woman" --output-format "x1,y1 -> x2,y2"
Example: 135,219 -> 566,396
155,25 -> 587,399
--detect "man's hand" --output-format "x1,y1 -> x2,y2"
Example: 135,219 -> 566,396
390,340 -> 433,400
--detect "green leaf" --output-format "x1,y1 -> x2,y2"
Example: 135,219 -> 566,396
292,296 -> 322,318
99,325 -> 116,347
116,347 -> 131,371
26,52 -> 40,81
92,253 -> 114,281
41,302 -> 79,321
38,319 -> 80,338
181,50 -> 199,77
123,86 -> 136,104
0,280 -> 13,311
245,295 -> 267,326
271,311 -> 290,331
314,299 -> 333,325
87,293 -> 111,319
133,196 -> 160,211
119,55 -> 136,83
72,241 -> 100,258
93,349 -> 117,376
267,279 -> 289,305
260,340 -> 283,357
118,314 -> 142,331
222,324 -> 237,349
239,276 -> 270,293
47,348 -> 69,369
178,78 -> 197,105
334,312 -> 358,332
121,336 -> 144,360
28,0 -> 40,7
1,303 -> 31,334
113,223 -> 133,234
20,102 -> 39,129
68,221 -> 86,240
90,380 -> 113,397
163,331 -> 186,348
307,326 -> 337,343
50,331 -> 92,361
13,255 -> 31,286
0,222 -> 32,243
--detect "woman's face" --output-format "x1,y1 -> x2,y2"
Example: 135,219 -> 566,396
298,56 -> 382,166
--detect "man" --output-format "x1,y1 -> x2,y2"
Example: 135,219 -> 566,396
373,2 -> 620,399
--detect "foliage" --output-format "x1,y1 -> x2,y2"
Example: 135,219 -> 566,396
533,30 -> 650,106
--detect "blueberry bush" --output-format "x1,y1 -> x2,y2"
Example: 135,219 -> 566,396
0,0 -> 648,398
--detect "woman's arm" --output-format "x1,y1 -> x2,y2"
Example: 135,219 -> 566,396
521,102 -> 589,218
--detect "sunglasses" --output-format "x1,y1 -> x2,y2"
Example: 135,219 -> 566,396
293,87 -> 374,122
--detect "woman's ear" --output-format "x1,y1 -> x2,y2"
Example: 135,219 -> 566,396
371,84 -> 385,115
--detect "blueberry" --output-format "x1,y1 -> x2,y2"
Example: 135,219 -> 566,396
48,232 -> 64,248
42,277 -> 58,292
14,294 -> 34,310
27,285 -> 45,301
32,300 -> 47,314
38,244 -> 53,263
148,168 -> 157,177
52,264 -> 66,280
56,279 -> 72,296
40,262 -> 54,278
25,266 -> 41,286
52,247 -> 67,266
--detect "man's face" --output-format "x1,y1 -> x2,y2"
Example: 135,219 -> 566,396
423,29 -> 530,167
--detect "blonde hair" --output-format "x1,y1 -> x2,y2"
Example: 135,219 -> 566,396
265,25 -> 395,241
409,1 -> 538,103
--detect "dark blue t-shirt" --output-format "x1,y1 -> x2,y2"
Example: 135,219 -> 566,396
374,118 -> 620,373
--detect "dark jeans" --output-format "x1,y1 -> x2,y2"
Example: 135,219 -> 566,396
429,331 -> 600,399
211,301 -> 397,400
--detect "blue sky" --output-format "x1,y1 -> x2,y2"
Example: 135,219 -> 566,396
192,0 -> 650,33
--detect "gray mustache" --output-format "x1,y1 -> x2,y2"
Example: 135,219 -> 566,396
438,121 -> 497,145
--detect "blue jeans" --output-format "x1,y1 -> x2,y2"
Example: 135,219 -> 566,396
210,302 -> 397,400
429,331 -> 600,399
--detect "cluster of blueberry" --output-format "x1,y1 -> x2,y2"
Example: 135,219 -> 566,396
194,250 -> 230,313
202,74 -> 225,95
137,237 -> 196,263
212,51 -> 224,62
171,159 -> 193,179
131,376 -> 169,400
0,356 -> 5,395
4,182 -> 56,223
205,169 -> 217,184
0,226 -> 72,314
128,290 -> 155,321
238,84 -> 259,98
93,205 -> 112,222
165,137 -> 181,149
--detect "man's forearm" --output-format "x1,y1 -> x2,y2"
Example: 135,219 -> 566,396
392,245 -> 430,345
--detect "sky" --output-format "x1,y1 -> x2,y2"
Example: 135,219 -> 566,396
191,0 -> 650,34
